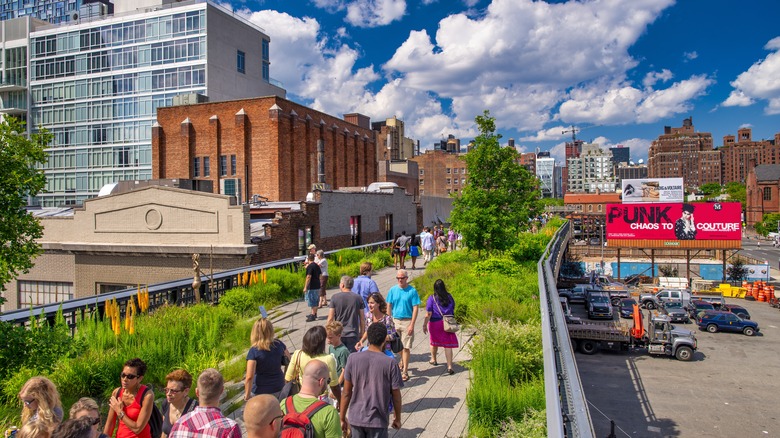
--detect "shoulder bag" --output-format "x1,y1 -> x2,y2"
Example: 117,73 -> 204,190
277,351 -> 302,401
434,296 -> 460,333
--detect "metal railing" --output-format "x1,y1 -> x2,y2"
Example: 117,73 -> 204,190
539,221 -> 595,437
1,241 -> 391,329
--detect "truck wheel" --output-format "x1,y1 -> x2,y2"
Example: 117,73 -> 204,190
743,327 -> 756,336
645,301 -> 655,310
579,340 -> 598,355
706,324 -> 718,333
675,346 -> 693,361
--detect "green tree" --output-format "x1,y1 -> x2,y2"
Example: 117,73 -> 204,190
449,110 -> 541,253
0,118 -> 50,306
699,182 -> 721,198
724,181 -> 746,208
755,212 -> 780,236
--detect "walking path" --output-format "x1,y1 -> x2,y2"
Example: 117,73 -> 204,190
228,262 -> 473,438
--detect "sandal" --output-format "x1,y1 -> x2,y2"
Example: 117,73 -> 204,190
428,360 -> 438,366
401,372 -> 409,381
445,369 -> 454,375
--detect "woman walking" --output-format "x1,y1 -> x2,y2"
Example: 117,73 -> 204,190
315,250 -> 329,308
160,370 -> 197,438
355,292 -> 397,354
244,318 -> 290,400
423,279 -> 459,375
104,358 -> 154,438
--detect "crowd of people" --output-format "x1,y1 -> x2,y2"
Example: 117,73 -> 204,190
11,238 -> 460,438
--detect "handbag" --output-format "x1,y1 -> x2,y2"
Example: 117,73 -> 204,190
434,296 -> 460,333
390,332 -> 403,353
278,351 -> 302,401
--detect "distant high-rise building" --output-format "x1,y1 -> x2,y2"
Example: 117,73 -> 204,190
718,128 -> 780,184
17,0 -> 286,206
647,117 -> 720,189
610,146 -> 630,167
432,134 -> 460,153
536,153 -> 555,198
566,143 -> 616,193
565,139 -> 583,160
0,0 -> 113,24
372,116 -> 416,161
615,163 -> 648,185
518,152 -> 536,174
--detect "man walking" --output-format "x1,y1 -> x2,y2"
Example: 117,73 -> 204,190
170,368 -> 241,438
352,262 -> 379,309
303,253 -> 322,322
327,276 -> 366,353
340,322 -> 403,438
386,269 -> 420,381
244,394 -> 284,438
281,360 -> 342,438
419,227 -> 434,265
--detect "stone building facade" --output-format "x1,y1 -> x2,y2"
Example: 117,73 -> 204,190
410,149 -> 467,198
719,128 -> 780,184
745,164 -> 780,227
647,117 -> 720,188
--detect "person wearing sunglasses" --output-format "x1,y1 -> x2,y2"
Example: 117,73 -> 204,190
19,376 -> 63,434
243,395 -> 284,438
279,360 -> 341,438
386,269 -> 420,382
70,397 -> 108,438
104,358 -> 154,438
160,370 -> 197,438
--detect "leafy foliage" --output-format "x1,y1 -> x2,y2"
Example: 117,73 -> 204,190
699,183 -> 721,197
450,110 -> 541,253
727,258 -> 748,283
658,264 -> 678,277
724,181 -> 746,209
0,117 -> 52,304
754,212 -> 780,236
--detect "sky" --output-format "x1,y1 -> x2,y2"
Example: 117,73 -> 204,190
223,0 -> 780,164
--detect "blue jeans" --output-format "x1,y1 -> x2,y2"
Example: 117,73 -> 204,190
350,426 -> 388,438
306,289 -> 319,307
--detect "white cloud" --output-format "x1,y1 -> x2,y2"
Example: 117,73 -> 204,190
520,126 -> 571,142
346,0 -> 406,27
739,123 -> 753,129
683,51 -> 698,61
311,0 -> 346,10
723,37 -> 780,114
643,69 -> 673,89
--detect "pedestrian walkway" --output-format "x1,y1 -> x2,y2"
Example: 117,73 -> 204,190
229,263 -> 473,438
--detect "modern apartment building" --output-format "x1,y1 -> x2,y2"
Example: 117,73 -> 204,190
566,143 -> 616,193
615,163 -> 648,184
610,145 -> 630,167
0,0 -> 112,24
536,152 -> 555,198
719,128 -> 780,184
16,0 -> 285,206
647,117 -> 720,189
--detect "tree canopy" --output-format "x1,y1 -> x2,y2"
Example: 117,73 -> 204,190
449,110 -> 541,253
0,118 -> 50,305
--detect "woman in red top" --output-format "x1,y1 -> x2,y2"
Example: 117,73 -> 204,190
104,358 -> 154,438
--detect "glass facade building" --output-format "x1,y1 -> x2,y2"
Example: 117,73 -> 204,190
0,0 -> 112,25
20,1 -> 284,206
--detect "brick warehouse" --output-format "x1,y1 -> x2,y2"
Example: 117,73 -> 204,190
152,96 -> 378,203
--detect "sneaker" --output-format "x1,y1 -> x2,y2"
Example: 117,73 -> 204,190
306,314 -> 316,322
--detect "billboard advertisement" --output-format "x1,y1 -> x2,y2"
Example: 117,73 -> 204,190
606,202 -> 741,241
621,178 -> 684,203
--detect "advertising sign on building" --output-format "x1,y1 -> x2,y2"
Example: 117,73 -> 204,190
621,178 -> 684,203
606,202 -> 741,241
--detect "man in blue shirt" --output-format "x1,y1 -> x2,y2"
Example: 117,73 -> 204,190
352,262 -> 380,309
386,269 -> 420,382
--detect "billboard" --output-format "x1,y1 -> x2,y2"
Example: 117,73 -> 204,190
606,202 -> 741,241
621,178 -> 684,203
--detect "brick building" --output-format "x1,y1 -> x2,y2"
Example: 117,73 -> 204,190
647,117 -> 720,189
152,96 -> 378,203
518,152 -> 536,174
745,164 -> 780,227
410,149 -> 467,197
719,128 -> 780,184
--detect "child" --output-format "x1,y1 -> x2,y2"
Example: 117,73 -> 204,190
325,321 -> 349,386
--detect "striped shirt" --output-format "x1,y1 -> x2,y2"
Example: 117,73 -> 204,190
169,406 -> 241,438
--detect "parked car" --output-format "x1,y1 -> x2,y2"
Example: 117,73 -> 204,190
691,295 -> 725,309
589,237 -> 601,246
640,288 -> 691,310
661,301 -> 690,323
587,291 -> 614,320
687,300 -> 715,322
721,304 -> 751,320
619,298 -> 637,318
559,284 -> 595,304
697,311 -> 759,336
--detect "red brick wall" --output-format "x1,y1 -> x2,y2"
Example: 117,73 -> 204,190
153,97 -> 378,202
251,202 -> 320,264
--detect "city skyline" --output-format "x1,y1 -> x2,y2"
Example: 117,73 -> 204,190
227,0 -> 780,164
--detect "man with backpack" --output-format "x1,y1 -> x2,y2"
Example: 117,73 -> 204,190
279,360 -> 341,438
169,369 -> 241,438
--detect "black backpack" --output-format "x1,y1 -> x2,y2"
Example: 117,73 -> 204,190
280,396 -> 329,438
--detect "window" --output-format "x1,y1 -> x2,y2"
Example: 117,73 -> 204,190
350,216 -> 361,246
231,155 -> 237,175
385,214 -> 393,240
297,227 -> 313,256
419,169 -> 424,175
446,178 -> 451,185
446,168 -> 451,174
237,50 -> 245,74
454,178 -> 458,185
18,281 -> 73,307
419,179 -> 424,185
764,187 -> 771,201
454,168 -> 458,174
203,156 -> 210,177
193,157 -> 200,177
219,155 -> 227,177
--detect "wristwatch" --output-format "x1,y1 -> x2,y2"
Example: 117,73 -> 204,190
118,412 -> 125,420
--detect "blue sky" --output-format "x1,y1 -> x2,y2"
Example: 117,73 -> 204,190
225,0 -> 780,164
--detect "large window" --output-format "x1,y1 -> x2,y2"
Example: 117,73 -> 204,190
237,50 -> 245,74
18,281 -> 73,307
193,157 -> 200,177
764,187 -> 772,201
231,155 -> 237,175
219,155 -> 227,177
203,156 -> 210,177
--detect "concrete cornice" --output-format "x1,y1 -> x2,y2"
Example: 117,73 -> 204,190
41,242 -> 258,256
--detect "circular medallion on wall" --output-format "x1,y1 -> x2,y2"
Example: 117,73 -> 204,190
145,208 -> 163,230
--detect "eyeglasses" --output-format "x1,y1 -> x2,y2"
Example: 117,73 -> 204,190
270,414 -> 284,426
164,388 -> 185,394
120,373 -> 138,380
319,377 -> 332,385
396,277 -> 407,280
22,399 -> 35,406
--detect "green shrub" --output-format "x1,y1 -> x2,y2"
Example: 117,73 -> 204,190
471,299 -> 540,325
498,409 -> 547,438
220,288 -> 256,316
330,249 -> 365,266
473,256 -> 523,277
467,375 -> 545,437
506,234 -> 548,262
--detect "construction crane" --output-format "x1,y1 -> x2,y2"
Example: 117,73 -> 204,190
562,125 -> 579,143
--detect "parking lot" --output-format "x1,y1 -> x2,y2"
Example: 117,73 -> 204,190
572,296 -> 780,437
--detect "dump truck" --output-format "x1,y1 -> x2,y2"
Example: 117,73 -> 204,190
567,305 -> 697,361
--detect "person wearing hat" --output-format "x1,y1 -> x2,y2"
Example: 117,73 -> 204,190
674,204 -> 697,240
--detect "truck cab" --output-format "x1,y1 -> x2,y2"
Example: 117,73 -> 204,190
645,314 -> 697,361
640,288 -> 691,309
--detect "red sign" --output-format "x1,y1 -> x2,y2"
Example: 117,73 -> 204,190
606,202 -> 741,241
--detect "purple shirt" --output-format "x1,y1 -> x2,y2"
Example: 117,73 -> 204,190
426,294 -> 455,322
